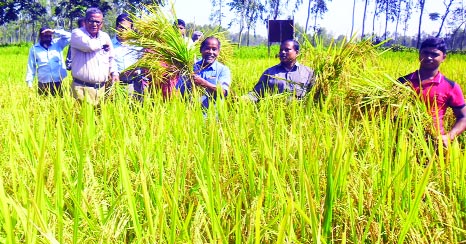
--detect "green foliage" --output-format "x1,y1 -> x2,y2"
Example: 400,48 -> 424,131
55,0 -> 112,23
390,43 -> 417,52
0,0 -> 46,25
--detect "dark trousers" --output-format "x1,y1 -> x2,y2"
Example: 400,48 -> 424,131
38,82 -> 62,96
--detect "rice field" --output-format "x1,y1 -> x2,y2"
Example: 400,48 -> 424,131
0,41 -> 465,243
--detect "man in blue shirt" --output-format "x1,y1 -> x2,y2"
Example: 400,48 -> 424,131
25,26 -> 71,96
112,13 -> 145,97
246,39 -> 314,102
176,36 -> 231,109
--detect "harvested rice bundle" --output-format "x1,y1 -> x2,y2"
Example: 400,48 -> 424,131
118,4 -> 232,90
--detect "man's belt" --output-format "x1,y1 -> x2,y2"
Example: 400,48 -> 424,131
73,78 -> 106,88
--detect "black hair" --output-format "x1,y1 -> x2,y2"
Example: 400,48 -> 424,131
176,19 -> 186,27
420,37 -> 447,54
281,39 -> 300,52
77,17 -> 86,28
85,7 -> 103,20
200,36 -> 221,51
116,13 -> 132,28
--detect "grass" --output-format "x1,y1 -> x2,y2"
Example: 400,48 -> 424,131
0,39 -> 465,243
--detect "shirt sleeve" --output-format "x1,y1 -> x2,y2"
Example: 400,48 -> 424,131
25,47 -> 36,87
218,65 -> 231,94
303,68 -> 315,96
448,84 -> 466,108
54,29 -> 71,49
70,29 -> 104,52
252,70 -> 270,97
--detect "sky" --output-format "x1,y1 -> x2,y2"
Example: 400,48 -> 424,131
166,0 -> 454,38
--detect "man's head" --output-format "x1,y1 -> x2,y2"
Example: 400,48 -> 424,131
77,17 -> 86,28
176,19 -> 186,36
192,31 -> 203,42
85,8 -> 104,37
419,37 -> 447,71
115,13 -> 133,41
200,36 -> 220,65
279,39 -> 299,66
38,26 -> 53,48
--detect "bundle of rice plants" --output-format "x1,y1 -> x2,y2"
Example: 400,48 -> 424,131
117,4 -> 197,88
300,34 -> 432,130
348,71 -> 431,126
300,34 -> 385,101
118,4 -> 233,89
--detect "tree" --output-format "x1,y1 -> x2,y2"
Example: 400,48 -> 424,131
264,0 -> 288,20
371,0 -> 383,38
428,0 -> 456,37
113,0 -> 166,12
372,0 -> 398,40
351,0 -> 357,36
401,0 -> 412,45
304,0 -> 331,35
0,0 -> 45,26
227,0 -> 265,46
55,0 -> 112,29
446,5 -> 466,49
361,0 -> 369,38
0,0 -> 20,25
394,0 -> 403,42
210,0 -> 225,26
54,0 -> 166,30
416,0 -> 426,48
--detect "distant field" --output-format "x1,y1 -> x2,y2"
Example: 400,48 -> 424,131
0,43 -> 465,243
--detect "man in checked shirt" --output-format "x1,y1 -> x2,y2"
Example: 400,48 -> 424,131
246,39 -> 315,102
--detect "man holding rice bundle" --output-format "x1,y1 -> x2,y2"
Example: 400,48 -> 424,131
246,39 -> 315,102
70,7 -> 119,105
398,37 -> 466,146
176,36 -> 231,109
112,13 -> 146,99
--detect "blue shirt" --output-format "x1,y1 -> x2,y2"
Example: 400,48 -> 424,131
176,60 -> 231,109
25,29 -> 71,87
111,37 -> 143,72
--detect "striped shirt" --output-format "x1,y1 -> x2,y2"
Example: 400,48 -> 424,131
70,27 -> 117,84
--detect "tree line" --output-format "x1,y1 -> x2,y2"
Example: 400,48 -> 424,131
2,0 -> 466,50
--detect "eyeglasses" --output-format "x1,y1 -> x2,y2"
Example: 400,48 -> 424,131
87,20 -> 102,25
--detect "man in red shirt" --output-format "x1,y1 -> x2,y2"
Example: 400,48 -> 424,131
398,37 -> 466,146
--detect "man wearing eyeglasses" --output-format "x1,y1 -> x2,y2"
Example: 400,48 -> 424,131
70,7 -> 119,105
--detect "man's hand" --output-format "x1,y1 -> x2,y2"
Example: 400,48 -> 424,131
41,29 -> 54,35
192,74 -> 205,87
441,134 -> 451,147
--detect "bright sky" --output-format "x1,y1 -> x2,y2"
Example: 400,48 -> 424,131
167,0 -> 452,38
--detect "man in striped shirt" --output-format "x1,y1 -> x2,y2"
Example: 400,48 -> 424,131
70,7 -> 119,105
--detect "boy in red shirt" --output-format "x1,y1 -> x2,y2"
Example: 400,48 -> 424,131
398,37 -> 466,146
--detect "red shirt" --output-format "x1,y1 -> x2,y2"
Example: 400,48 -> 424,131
399,71 -> 466,134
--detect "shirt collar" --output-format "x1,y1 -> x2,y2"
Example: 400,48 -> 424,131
82,27 -> 100,39
279,61 -> 300,71
410,70 -> 442,84
196,60 -> 218,71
